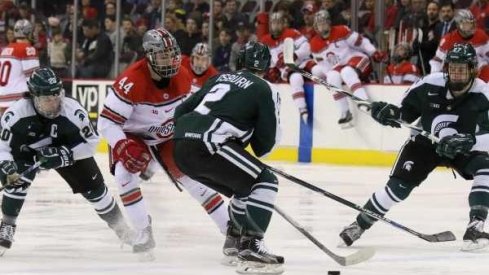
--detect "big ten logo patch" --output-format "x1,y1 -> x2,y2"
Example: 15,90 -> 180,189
74,84 -> 99,127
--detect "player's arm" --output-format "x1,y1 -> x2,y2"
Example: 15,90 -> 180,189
293,35 -> 310,62
21,46 -> 40,76
429,39 -> 447,73
0,111 -> 16,162
98,77 -> 136,148
69,103 -> 100,160
250,83 -> 281,157
174,77 -> 216,120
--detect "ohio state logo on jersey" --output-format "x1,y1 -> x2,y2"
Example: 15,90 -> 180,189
148,119 -> 174,139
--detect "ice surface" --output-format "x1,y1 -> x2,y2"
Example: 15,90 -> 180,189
0,154 -> 486,275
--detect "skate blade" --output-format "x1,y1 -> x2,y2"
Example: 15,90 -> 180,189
0,247 -> 8,257
461,239 -> 489,252
136,250 -> 156,262
236,260 -> 284,275
221,255 -> 238,266
340,122 -> 354,129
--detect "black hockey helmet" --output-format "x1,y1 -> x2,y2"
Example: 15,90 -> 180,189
236,41 -> 271,72
443,43 -> 478,96
27,67 -> 64,119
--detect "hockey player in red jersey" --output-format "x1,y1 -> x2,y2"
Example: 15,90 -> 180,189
260,12 -> 313,123
181,42 -> 218,92
309,10 -> 387,128
430,9 -> 489,81
98,28 -> 229,260
384,43 -> 420,84
0,19 -> 40,116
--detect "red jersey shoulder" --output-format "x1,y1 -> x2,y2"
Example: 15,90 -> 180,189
470,29 -> 489,46
1,42 -> 37,59
192,65 -> 218,87
310,35 -> 327,53
112,59 -> 151,102
181,55 -> 191,71
281,28 -> 302,40
329,25 -> 351,41
260,34 -> 278,47
169,66 -> 192,97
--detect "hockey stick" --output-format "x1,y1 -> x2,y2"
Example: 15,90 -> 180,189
274,205 -> 375,265
267,164 -> 456,243
0,160 -> 44,192
283,38 -> 440,143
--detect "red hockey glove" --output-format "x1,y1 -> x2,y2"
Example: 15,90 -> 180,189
372,50 -> 388,63
276,52 -> 297,68
113,139 -> 151,174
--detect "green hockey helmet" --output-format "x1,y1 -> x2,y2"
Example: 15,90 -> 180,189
27,67 -> 64,119
443,43 -> 478,96
236,41 -> 271,72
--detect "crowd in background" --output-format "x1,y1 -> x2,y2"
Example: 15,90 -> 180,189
0,0 -> 486,80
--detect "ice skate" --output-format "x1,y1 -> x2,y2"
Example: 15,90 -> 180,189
461,218 -> 489,252
236,235 -> 284,275
338,110 -> 353,129
0,221 -> 16,256
221,222 -> 241,266
339,221 -> 365,246
109,221 -> 136,247
133,217 -> 155,261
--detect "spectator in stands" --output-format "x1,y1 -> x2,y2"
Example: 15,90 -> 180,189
300,1 -> 318,40
212,28 -> 232,72
17,2 -> 31,20
359,0 -> 376,42
396,0 -> 428,40
222,0 -> 248,36
175,17 -> 201,56
201,20 -> 210,43
435,1 -> 456,38
5,26 -> 15,45
47,16 -> 61,39
48,27 -> 70,78
384,0 -> 399,29
135,17 -> 149,37
104,15 -> 117,47
212,0 -> 226,24
470,0 -> 489,33
412,1 -> 440,75
384,43 -> 420,84
164,13 -> 185,37
184,0 -> 210,14
120,16 -> 143,71
33,20 -> 48,66
145,0 -> 162,29
76,19 -> 113,78
321,0 -> 348,26
81,0 -> 98,20
229,22 -> 256,71
105,2 -> 117,18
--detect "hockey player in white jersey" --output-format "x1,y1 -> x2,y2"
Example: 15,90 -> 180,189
98,28 -> 230,261
0,19 -> 40,116
309,10 -> 387,128
0,68 -> 132,256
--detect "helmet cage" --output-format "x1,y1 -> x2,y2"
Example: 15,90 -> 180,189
191,43 -> 211,75
143,28 -> 182,78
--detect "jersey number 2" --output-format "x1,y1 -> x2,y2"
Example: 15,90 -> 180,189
195,84 -> 231,115
0,61 -> 12,86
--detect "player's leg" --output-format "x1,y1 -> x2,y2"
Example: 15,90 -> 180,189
0,162 -> 37,255
455,153 -> 489,251
340,57 -> 372,101
151,141 -> 230,235
325,68 -> 352,128
288,71 -> 308,123
174,139 -> 283,273
340,136 -> 439,246
55,157 -> 134,246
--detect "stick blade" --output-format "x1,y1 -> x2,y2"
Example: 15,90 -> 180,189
337,247 -> 376,266
421,231 -> 456,242
283,38 -> 295,66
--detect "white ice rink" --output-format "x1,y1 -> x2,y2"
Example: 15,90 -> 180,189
1,154 -> 487,275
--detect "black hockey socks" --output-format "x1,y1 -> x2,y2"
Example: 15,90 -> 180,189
469,171 -> 489,222
357,177 -> 415,230
1,189 -> 28,221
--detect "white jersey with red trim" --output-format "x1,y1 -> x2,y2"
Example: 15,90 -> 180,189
98,59 -> 192,147
0,41 -> 39,107
309,25 -> 376,69
260,28 -> 310,68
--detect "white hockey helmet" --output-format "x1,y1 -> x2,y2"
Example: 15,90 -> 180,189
14,19 -> 33,39
455,9 -> 476,38
314,10 -> 331,38
269,12 -> 286,38
142,27 -> 182,78
191,42 -> 211,75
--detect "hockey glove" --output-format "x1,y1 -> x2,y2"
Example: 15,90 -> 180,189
436,133 -> 476,159
37,146 -> 74,169
0,160 -> 29,190
113,139 -> 151,174
370,101 -> 401,128
372,50 -> 388,63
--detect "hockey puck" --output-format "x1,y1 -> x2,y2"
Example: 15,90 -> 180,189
327,271 -> 340,275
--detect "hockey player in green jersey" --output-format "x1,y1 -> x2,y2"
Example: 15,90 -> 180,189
173,41 -> 284,274
0,68 -> 133,255
339,43 -> 489,251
